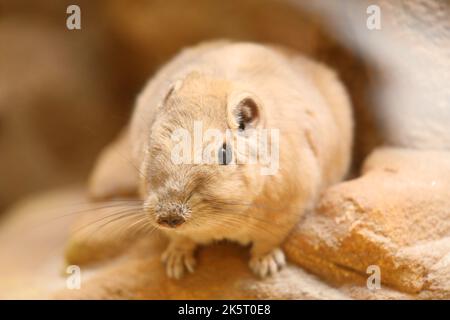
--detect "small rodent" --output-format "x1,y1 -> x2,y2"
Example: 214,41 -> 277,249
89,41 -> 353,278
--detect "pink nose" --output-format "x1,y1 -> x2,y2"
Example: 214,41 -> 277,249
157,215 -> 185,228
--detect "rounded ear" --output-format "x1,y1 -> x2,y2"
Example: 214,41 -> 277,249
227,92 -> 262,130
162,79 -> 183,106
88,127 -> 139,200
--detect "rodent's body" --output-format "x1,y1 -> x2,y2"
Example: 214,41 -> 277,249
90,41 -> 353,278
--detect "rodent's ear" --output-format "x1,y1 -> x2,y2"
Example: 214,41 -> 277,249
162,79 -> 183,105
227,92 -> 261,130
88,127 -> 139,200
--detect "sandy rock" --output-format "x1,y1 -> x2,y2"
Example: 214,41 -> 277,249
285,147 -> 450,297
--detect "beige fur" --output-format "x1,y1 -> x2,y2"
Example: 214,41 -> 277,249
89,41 -> 353,278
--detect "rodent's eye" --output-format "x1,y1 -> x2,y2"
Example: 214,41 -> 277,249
238,120 -> 245,131
218,143 -> 232,165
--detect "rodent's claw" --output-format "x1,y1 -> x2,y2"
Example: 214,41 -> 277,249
161,247 -> 196,279
249,248 -> 286,278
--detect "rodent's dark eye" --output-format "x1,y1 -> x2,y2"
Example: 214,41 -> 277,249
218,143 -> 232,165
238,120 -> 245,131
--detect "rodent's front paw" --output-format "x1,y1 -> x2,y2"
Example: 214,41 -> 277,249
161,245 -> 196,279
249,247 -> 286,278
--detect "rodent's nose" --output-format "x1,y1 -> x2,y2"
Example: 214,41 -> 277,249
157,215 -> 185,228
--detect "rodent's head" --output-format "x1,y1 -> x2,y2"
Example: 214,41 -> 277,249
142,71 -> 271,232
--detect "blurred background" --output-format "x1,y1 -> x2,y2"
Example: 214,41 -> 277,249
0,0 -> 448,213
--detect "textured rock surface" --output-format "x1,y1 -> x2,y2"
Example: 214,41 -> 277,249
285,148 -> 450,298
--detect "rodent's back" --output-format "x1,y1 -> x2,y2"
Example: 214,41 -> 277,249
273,47 -> 353,187
131,41 -> 352,190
